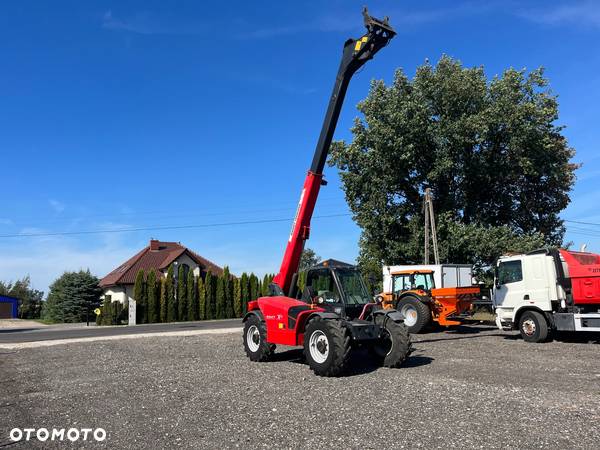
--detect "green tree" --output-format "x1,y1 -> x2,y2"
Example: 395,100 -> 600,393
330,56 -> 576,278
100,299 -> 113,325
159,277 -> 167,323
177,265 -> 187,321
197,276 -> 206,320
240,273 -> 249,315
261,274 -> 274,296
249,274 -> 259,301
43,270 -> 102,323
215,276 -> 225,320
166,264 -> 176,322
146,270 -> 159,323
0,277 -> 44,319
204,271 -> 214,320
222,267 -> 234,319
134,269 -> 147,324
233,277 -> 242,318
300,248 -> 321,271
187,270 -> 198,321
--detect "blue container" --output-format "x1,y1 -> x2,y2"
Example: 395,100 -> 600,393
0,295 -> 19,318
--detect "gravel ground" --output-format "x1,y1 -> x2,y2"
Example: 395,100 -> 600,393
1,324 -> 599,449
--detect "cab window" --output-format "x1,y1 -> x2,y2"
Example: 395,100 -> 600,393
392,275 -> 411,293
498,260 -> 523,284
305,269 -> 341,303
413,273 -> 433,290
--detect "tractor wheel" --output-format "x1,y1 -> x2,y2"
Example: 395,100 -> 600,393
303,318 -> 351,377
243,315 -> 275,361
518,310 -> 549,343
370,317 -> 412,368
395,296 -> 431,334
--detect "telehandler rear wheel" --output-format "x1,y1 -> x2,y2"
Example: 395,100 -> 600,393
370,317 -> 411,368
243,315 -> 275,362
396,296 -> 431,334
303,318 -> 351,377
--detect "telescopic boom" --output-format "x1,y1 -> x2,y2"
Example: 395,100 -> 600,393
271,8 -> 396,296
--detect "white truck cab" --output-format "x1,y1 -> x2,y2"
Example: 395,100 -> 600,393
493,248 -> 600,342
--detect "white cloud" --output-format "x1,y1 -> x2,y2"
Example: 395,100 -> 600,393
0,235 -> 141,296
519,1 -> 600,28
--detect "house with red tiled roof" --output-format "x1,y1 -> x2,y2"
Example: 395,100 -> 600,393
99,239 -> 224,306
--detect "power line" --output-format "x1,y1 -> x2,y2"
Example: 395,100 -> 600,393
0,213 -> 352,239
564,219 -> 600,227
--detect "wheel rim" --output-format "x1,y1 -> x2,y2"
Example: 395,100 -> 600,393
246,325 -> 260,352
400,304 -> 418,327
522,318 -> 536,336
308,330 -> 329,364
374,328 -> 393,357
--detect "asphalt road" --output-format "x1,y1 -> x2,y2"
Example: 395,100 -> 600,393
0,319 -> 242,343
2,324 -> 600,449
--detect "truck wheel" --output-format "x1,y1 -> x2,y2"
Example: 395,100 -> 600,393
518,310 -> 549,343
243,315 -> 275,361
371,318 -> 412,368
303,319 -> 351,377
396,296 -> 431,334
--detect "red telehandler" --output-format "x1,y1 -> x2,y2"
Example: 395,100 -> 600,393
243,8 -> 412,376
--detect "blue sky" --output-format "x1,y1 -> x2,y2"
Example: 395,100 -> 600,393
1,1 -> 599,294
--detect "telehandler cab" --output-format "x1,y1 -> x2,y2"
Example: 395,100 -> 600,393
243,8 -> 412,376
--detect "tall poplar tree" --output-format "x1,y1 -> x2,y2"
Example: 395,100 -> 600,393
215,276 -> 225,320
166,264 -> 176,322
204,271 -> 214,320
177,265 -> 187,321
240,273 -> 249,315
134,269 -> 146,324
159,277 -> 167,323
197,275 -> 206,320
146,270 -> 159,323
187,270 -> 198,321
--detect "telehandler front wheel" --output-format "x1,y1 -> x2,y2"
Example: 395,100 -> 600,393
371,317 -> 411,368
303,318 -> 351,377
243,315 -> 275,362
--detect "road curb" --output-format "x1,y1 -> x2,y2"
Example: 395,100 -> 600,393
0,327 -> 243,350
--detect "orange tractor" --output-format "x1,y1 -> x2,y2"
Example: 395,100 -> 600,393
380,269 -> 480,333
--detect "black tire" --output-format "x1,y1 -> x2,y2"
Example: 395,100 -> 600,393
243,315 -> 275,361
395,296 -> 431,334
370,316 -> 412,368
303,318 -> 351,377
518,310 -> 549,343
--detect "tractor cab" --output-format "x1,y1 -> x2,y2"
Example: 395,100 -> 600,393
300,260 -> 372,320
391,270 -> 435,300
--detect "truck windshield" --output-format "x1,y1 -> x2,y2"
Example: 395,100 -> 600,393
336,269 -> 370,305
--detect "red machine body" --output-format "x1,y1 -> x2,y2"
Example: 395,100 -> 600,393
248,297 -> 324,346
560,249 -> 600,305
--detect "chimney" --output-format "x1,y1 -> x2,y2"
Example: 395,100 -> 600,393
150,239 -> 160,251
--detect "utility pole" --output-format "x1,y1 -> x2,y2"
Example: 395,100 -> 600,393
424,188 -> 440,265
